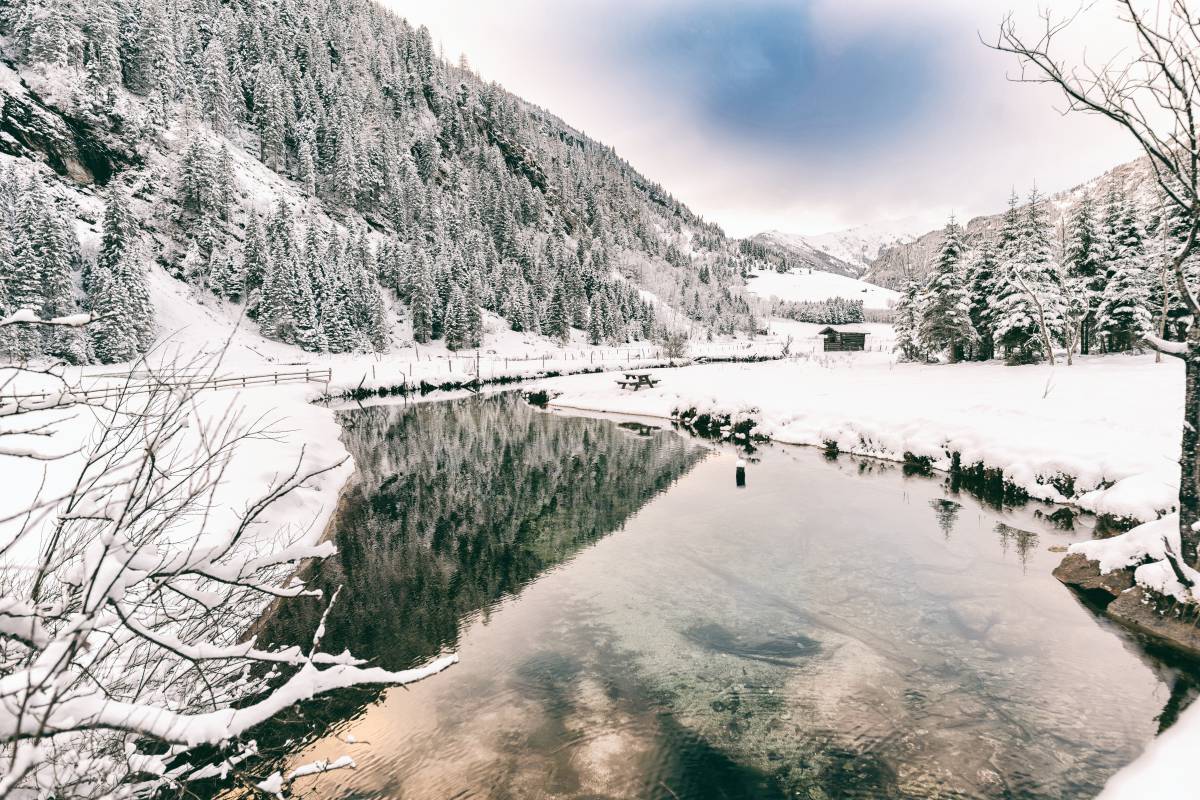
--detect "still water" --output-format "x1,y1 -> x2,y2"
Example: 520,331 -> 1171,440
251,393 -> 1193,799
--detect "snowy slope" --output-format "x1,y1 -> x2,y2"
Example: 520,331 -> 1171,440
744,268 -> 899,309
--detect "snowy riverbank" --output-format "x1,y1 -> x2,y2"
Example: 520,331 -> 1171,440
537,348 -> 1182,524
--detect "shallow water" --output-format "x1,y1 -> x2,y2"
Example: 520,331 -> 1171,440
250,393 -> 1193,799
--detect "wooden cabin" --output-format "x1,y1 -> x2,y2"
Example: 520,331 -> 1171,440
818,327 -> 868,352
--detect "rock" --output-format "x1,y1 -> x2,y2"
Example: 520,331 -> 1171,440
1052,553 -> 1133,603
0,61 -> 135,186
1106,587 -> 1200,661
1055,553 -> 1200,660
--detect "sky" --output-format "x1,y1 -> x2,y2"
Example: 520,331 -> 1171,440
384,0 -> 1143,237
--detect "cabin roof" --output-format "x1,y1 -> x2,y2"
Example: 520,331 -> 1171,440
817,326 -> 869,336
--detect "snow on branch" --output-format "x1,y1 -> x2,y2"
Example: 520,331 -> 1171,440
0,354 -> 456,797
0,309 -> 102,328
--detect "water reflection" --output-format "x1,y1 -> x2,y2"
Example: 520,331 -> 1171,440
930,498 -> 962,539
232,395 -> 1197,800
996,522 -> 1041,569
263,394 -> 703,673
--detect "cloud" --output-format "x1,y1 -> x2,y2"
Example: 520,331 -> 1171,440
384,0 -> 1142,237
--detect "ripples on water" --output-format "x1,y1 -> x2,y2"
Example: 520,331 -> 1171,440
225,393 -> 1196,799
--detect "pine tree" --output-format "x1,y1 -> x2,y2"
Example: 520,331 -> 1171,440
918,217 -> 976,362
7,185 -> 47,360
893,280 -> 924,362
588,296 -> 604,345
1065,195 -> 1104,354
257,254 -> 297,342
966,237 -> 999,361
409,251 -> 435,344
210,250 -> 243,301
198,38 -> 232,132
179,138 -> 213,215
214,144 -> 235,220
994,188 -> 1063,364
546,280 -> 571,343
90,188 -> 153,362
1096,187 -> 1151,351
443,283 -> 468,350
241,217 -> 270,296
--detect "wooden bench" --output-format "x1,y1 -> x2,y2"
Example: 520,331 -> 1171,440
617,372 -> 659,390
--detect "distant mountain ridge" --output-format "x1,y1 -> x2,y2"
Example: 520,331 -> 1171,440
740,231 -> 863,278
742,217 -> 932,283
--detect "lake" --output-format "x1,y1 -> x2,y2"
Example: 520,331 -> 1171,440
247,392 -> 1194,799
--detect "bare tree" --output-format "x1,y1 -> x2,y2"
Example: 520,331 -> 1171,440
0,335 -> 455,796
992,0 -> 1199,564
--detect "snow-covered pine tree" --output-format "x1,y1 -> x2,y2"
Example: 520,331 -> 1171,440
894,280 -> 924,362
409,251 -> 435,344
443,284 -> 468,351
5,180 -> 47,360
257,254 -> 297,342
993,188 -> 1064,364
214,143 -> 235,220
90,188 -> 154,363
241,216 -> 270,300
1096,184 -> 1151,351
546,280 -> 571,343
288,254 -> 323,352
198,38 -> 232,133
463,279 -> 483,349
34,188 -> 85,362
918,217 -> 976,362
1065,194 -> 1104,354
966,237 -> 999,361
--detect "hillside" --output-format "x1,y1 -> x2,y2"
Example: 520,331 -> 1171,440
0,0 -> 764,367
864,157 -> 1159,289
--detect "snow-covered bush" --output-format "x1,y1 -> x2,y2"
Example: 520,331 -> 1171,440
0,344 -> 454,798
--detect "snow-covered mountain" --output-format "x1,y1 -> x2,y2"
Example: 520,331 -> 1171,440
745,217 -> 931,279
803,218 -> 931,273
741,231 -> 861,278
0,0 -> 768,367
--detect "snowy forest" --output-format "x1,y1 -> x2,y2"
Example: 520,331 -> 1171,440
771,296 -> 865,325
0,0 -> 761,364
894,179 -> 1192,365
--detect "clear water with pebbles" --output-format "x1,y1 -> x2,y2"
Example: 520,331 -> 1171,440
251,393 -> 1196,799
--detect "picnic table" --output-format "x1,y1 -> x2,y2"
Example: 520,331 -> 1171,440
616,371 -> 659,390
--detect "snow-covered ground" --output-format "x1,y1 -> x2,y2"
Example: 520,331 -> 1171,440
745,268 -> 899,309
536,338 -> 1181,523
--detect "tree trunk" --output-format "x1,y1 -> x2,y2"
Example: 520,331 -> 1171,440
1182,326 -> 1200,567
